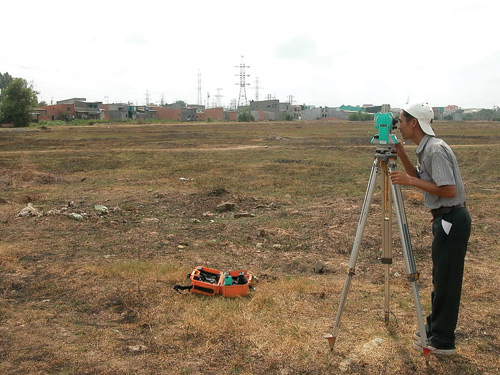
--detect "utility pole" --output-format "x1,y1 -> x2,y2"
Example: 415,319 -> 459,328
160,94 -> 165,106
215,88 -> 223,108
146,90 -> 150,106
235,55 -> 250,107
253,77 -> 262,102
197,70 -> 202,106
206,92 -> 210,109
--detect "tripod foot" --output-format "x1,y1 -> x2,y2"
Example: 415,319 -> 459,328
423,348 -> 432,363
324,335 -> 336,351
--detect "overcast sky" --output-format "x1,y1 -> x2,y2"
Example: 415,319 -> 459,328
1,0 -> 499,109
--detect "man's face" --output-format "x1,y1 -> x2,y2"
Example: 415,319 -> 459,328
398,110 -> 414,141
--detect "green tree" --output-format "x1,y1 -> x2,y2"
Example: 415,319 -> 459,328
0,78 -> 38,127
173,100 -> 187,107
57,110 -> 71,121
348,112 -> 373,121
479,109 -> 494,121
238,110 -> 254,122
0,72 -> 14,93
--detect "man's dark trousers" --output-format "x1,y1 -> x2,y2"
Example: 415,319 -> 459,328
427,207 -> 471,349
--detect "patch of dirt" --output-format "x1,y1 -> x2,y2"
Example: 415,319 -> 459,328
0,165 -> 59,188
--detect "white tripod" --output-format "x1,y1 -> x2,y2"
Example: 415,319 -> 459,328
325,145 -> 432,361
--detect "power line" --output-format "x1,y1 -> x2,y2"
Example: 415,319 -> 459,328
0,55 -> 178,105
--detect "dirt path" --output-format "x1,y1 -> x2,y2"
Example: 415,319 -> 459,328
0,145 -> 270,155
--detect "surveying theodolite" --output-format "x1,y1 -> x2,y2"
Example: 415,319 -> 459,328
324,112 -> 432,361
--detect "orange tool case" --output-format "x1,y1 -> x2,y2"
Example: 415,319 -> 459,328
174,266 -> 254,297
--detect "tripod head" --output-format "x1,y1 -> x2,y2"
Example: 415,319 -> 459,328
371,112 -> 399,146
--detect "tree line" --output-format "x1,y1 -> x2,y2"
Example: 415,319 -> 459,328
461,109 -> 500,121
0,72 -> 38,127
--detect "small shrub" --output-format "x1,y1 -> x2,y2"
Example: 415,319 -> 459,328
238,110 -> 254,122
348,112 -> 373,121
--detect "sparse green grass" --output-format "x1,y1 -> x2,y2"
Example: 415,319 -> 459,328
91,261 -> 188,282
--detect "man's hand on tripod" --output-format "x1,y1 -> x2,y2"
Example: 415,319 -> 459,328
390,171 -> 413,186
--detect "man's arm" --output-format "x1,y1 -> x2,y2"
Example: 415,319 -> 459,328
390,171 -> 457,197
395,142 -> 418,178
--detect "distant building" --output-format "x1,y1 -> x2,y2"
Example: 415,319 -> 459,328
251,109 -> 276,121
152,107 -> 182,121
301,107 -> 348,120
182,108 -> 196,121
193,108 -> 224,121
224,111 -> 237,121
249,100 -> 280,120
433,107 -> 444,120
292,105 -> 303,120
187,104 -> 205,112
381,104 -> 391,113
339,105 -> 364,112
135,106 -> 158,121
164,102 -> 184,109
101,103 -> 131,121
57,98 -> 102,119
205,107 -> 224,121
279,102 -> 294,120
247,99 -> 299,120
443,105 -> 462,121
364,105 -> 382,114
196,111 -> 206,121
35,103 -> 75,121
444,105 -> 460,115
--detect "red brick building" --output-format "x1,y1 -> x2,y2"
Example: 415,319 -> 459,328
205,108 -> 224,121
152,107 -> 182,121
224,111 -> 237,121
36,103 -> 75,121
196,112 -> 206,121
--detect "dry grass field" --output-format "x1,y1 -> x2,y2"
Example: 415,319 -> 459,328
1,120 -> 499,374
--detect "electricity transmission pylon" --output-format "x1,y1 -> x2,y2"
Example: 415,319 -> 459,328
236,55 -> 250,107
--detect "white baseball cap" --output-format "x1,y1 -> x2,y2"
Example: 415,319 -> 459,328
402,101 -> 435,136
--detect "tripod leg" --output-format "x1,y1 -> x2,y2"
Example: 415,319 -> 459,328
325,158 -> 379,350
381,161 -> 392,325
389,164 -> 431,360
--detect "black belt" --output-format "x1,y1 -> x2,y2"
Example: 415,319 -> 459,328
430,203 -> 465,219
